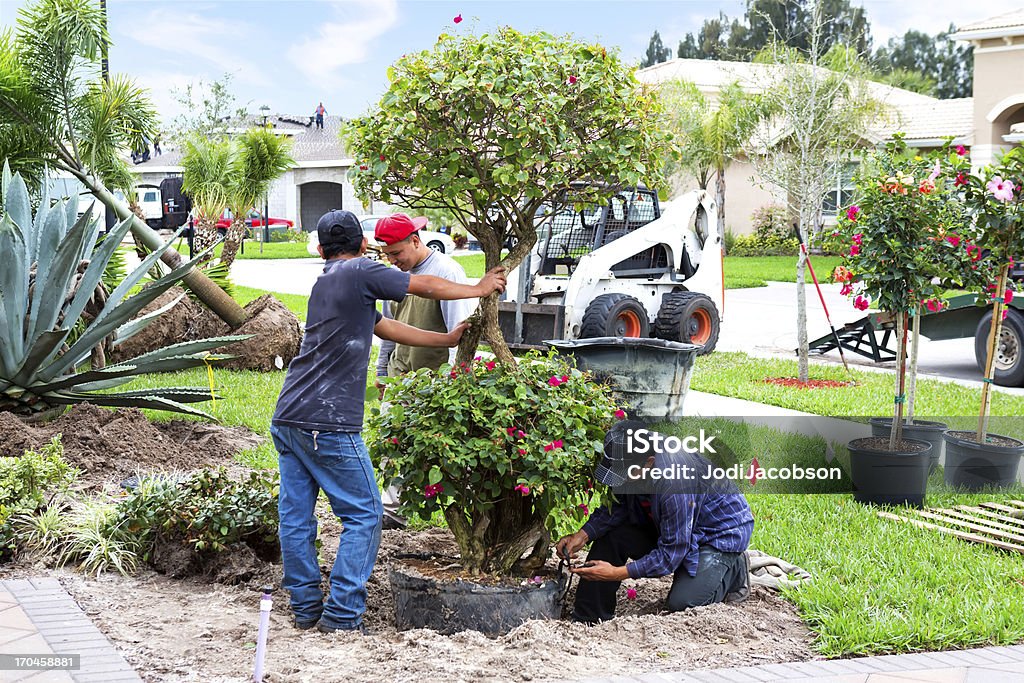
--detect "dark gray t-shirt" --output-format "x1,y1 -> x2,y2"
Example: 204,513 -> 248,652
272,257 -> 410,432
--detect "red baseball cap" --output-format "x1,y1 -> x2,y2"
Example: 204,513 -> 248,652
374,214 -> 429,245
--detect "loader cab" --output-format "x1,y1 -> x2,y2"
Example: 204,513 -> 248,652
537,187 -> 664,277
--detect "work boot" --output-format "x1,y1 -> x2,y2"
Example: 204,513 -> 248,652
317,621 -> 371,636
724,550 -> 751,604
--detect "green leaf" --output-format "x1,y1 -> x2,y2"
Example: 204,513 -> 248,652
427,466 -> 442,485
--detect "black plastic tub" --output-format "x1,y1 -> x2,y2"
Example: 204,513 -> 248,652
943,430 -> 1024,491
848,437 -> 932,508
869,418 -> 947,475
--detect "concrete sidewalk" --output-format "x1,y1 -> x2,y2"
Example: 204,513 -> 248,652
0,578 -> 139,682
585,644 -> 1024,682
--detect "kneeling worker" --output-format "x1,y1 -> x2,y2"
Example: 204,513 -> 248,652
555,421 -> 754,624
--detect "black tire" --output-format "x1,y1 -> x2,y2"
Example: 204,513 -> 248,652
426,240 -> 445,253
974,308 -> 1024,387
579,293 -> 650,339
654,292 -> 720,355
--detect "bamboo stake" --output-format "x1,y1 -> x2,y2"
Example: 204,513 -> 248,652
907,307 -> 921,425
890,311 -> 908,450
978,264 -> 1010,442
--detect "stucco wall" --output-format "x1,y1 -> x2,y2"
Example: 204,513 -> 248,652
720,161 -> 786,235
971,38 -> 1024,159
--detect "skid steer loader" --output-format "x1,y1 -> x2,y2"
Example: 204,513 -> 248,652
498,186 -> 724,354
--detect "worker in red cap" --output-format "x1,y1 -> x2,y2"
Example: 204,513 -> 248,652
373,213 -> 476,529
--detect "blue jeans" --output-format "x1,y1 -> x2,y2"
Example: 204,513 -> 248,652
271,425 -> 382,630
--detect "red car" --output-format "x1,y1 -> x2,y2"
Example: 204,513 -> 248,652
216,209 -> 294,230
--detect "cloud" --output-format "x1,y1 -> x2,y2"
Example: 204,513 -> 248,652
862,1 -> 1003,44
286,0 -> 399,90
124,10 -> 268,87
130,71 -> 197,128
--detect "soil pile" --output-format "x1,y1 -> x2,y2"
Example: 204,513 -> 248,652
111,286 -> 303,372
0,404 -> 263,487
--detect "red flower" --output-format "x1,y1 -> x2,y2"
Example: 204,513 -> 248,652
954,173 -> 968,187
614,409 -> 626,419
924,299 -> 941,313
449,370 -> 458,378
359,164 -> 368,171
514,484 -> 530,496
453,14 -> 462,23
840,283 -> 852,297
390,437 -> 399,445
578,504 -> 589,515
568,75 -> 578,85
379,154 -> 385,161
507,427 -> 516,435
626,587 -> 637,600
853,295 -> 869,311
544,443 -> 554,452
486,360 -> 497,371
852,233 -> 863,245
956,145 -> 967,156
966,244 -> 982,261
849,244 -> 860,257
1006,290 -> 1015,305
552,439 -> 564,449
561,374 -> 569,382
846,205 -> 860,221
424,484 -> 444,498
946,234 -> 961,247
518,448 -> 528,456
548,376 -> 562,387
919,179 -> 935,194
516,430 -> 526,439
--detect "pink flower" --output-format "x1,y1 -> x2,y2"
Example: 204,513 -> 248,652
453,14 -> 462,23
516,430 -> 526,438
846,205 -> 860,221
626,587 -> 637,601
852,233 -> 863,245
928,160 -> 941,182
954,172 -> 968,187
507,427 -> 516,435
390,437 -> 399,445
518,448 -> 528,456
544,443 -> 553,452
1006,290 -> 1015,305
946,234 -> 961,247
924,299 -> 941,313
956,145 -> 967,156
614,409 -> 626,419
568,75 -> 578,85
967,244 -> 982,261
1003,310 -> 1009,321
548,376 -> 562,387
486,360 -> 497,371
561,375 -> 569,382
987,176 -> 1016,202
424,484 -> 444,498
853,295 -> 869,311
578,504 -> 589,515
849,244 -> 860,257
840,283 -> 852,297
514,484 -> 530,496
553,439 -> 564,449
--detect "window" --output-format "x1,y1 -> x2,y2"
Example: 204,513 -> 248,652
143,191 -> 159,202
822,162 -> 857,216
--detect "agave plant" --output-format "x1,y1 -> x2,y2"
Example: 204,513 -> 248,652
0,164 -> 245,418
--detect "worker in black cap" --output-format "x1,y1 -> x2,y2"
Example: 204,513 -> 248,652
271,209 -> 506,634
556,420 -> 753,624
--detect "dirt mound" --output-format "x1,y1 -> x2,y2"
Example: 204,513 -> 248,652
111,286 -> 302,372
0,403 -> 263,487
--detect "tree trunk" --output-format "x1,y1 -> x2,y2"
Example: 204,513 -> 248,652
890,311 -> 908,450
192,217 -> 220,265
219,217 -> 247,268
716,166 -> 727,243
977,263 -> 1010,442
85,180 -> 248,329
795,229 -> 809,382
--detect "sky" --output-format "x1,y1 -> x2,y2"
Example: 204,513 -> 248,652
0,0 -> 1005,127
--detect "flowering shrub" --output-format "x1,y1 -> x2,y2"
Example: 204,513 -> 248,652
369,350 -> 618,575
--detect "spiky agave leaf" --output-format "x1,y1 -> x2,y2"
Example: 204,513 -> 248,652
0,168 -> 248,418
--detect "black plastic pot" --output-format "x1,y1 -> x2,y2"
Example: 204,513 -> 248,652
544,337 -> 699,418
389,562 -> 563,635
869,418 -> 947,475
943,430 -> 1024,491
848,437 -> 932,508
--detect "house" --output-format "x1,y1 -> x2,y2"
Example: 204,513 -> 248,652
635,10 -> 1022,235
133,114 -> 381,232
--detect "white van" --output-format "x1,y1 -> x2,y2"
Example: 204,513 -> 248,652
135,184 -> 163,228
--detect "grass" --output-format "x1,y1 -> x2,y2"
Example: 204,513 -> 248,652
233,285 -> 310,322
691,352 -> 1024,422
173,240 -> 312,260
454,253 -> 840,290
723,254 -> 842,289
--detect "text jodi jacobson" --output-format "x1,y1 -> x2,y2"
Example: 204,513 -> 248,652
624,428 -> 843,483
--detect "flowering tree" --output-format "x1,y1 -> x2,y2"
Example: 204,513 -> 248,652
370,351 -> 619,575
345,26 -> 670,364
952,148 -> 1024,441
835,138 -> 974,447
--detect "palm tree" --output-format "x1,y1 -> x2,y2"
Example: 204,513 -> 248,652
659,80 -> 761,240
221,127 -> 293,267
180,134 -> 232,263
0,0 -> 247,328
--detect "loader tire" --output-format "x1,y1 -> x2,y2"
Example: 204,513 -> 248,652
579,294 -> 650,339
975,308 -> 1024,387
654,292 -> 720,355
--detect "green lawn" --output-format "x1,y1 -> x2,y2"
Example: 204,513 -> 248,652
173,240 -> 311,260
453,253 -> 841,290
690,352 -> 1024,421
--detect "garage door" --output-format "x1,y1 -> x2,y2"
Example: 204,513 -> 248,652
299,182 -> 344,232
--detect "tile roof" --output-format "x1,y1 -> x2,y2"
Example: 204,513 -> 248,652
954,9 -> 1024,34
880,98 -> 975,144
133,115 -> 350,170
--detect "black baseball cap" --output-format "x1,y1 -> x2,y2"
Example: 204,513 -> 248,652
594,419 -> 648,487
316,210 -> 362,247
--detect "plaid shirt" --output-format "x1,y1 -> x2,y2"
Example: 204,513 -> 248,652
582,479 -> 754,579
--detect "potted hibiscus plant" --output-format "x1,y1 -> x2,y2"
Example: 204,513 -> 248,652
942,147 -> 1024,489
835,137 -> 970,505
